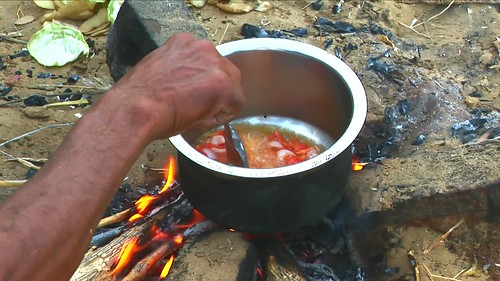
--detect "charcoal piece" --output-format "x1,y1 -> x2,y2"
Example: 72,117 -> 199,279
311,0 -> 323,10
67,74 -> 80,84
368,23 -> 397,41
452,118 -> 487,143
25,168 -> 37,179
241,23 -> 269,38
284,27 -> 308,37
452,118 -> 487,135
23,95 -> 48,106
396,99 -> 410,116
383,266 -> 399,276
0,57 -> 5,70
323,38 -> 334,49
314,17 -> 356,33
343,42 -> 358,52
90,226 -> 125,247
1,95 -> 19,101
15,70 -> 22,75
26,69 -> 33,78
412,134 -> 426,145
8,49 -> 29,59
0,84 -> 13,96
367,57 -> 394,75
334,47 -> 343,60
36,72 -> 58,79
267,30 -> 287,39
332,4 -> 342,14
367,50 -> 405,85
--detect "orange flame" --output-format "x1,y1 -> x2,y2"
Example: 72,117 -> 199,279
351,155 -> 368,171
127,156 -> 177,223
159,234 -> 184,279
111,237 -> 143,275
159,254 -> 175,278
352,162 -> 367,171
160,156 -> 176,194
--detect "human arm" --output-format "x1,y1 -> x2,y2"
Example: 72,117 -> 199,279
0,33 -> 244,281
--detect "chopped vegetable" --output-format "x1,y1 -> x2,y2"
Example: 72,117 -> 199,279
195,127 -> 320,168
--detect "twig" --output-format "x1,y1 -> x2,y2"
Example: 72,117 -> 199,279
302,1 -> 314,10
0,123 -> 74,148
37,84 -> 110,90
0,34 -> 27,44
44,99 -> 89,108
398,22 -> 431,39
97,208 -> 131,229
408,250 -> 421,281
423,218 -> 464,254
0,180 -> 26,188
10,157 -> 40,170
422,262 -> 463,281
413,0 -> 456,28
218,22 -> 230,45
357,0 -> 368,18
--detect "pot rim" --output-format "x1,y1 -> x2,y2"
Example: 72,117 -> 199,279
169,38 -> 367,178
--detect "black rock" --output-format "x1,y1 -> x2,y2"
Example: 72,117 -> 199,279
241,23 -> 269,38
8,49 -> 29,59
67,74 -> 80,84
412,134 -> 426,145
23,95 -> 48,106
311,0 -> 323,10
36,72 -> 58,79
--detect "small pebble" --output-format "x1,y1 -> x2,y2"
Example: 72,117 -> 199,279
412,134 -> 426,145
67,74 -> 80,84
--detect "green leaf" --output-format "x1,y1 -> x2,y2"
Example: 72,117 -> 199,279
27,21 -> 90,67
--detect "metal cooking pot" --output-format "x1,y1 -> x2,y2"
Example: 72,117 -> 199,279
169,38 -> 367,234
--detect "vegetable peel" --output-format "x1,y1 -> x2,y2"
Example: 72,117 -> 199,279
27,21 -> 90,66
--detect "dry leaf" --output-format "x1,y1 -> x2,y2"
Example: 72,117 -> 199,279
15,15 -> 35,25
216,2 -> 253,13
79,7 -> 108,34
190,0 -> 206,8
41,1 -> 96,22
33,0 -> 55,10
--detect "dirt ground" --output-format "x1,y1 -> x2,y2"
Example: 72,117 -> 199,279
0,0 -> 498,280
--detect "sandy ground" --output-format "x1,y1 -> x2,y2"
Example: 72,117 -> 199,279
0,0 -> 498,280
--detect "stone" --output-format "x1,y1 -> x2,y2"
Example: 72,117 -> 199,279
21,107 -> 51,118
340,141 -> 499,271
465,95 -> 480,110
165,229 -> 258,281
106,0 -> 208,81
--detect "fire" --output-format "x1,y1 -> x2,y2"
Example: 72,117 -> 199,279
160,156 -> 176,194
109,156 -> 209,280
128,156 -> 177,223
159,235 -> 184,278
111,237 -> 142,275
351,155 -> 368,171
160,254 -> 175,278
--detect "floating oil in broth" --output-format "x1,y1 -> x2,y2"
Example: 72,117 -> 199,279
194,123 -> 325,168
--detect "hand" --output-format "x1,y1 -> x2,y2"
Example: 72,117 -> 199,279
105,32 -> 245,140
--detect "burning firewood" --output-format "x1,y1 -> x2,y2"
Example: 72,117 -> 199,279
120,235 -> 183,281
